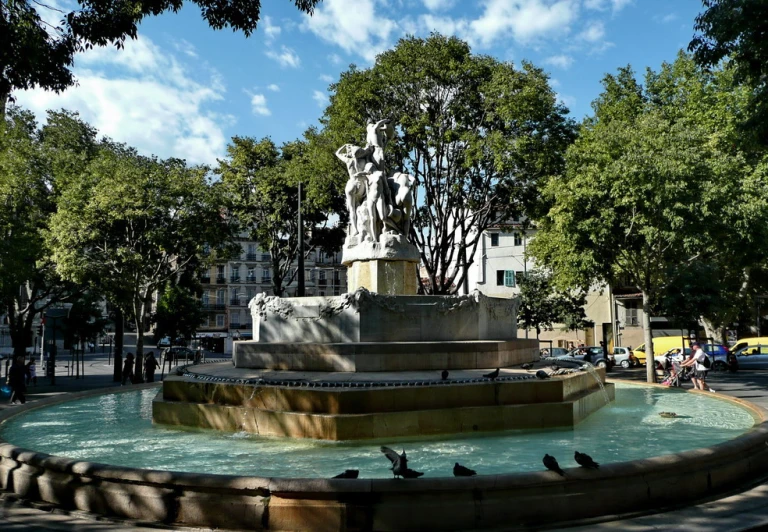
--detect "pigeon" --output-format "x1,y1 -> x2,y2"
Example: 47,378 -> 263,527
543,454 -> 565,476
483,368 -> 500,380
453,462 -> 477,477
536,370 -> 551,380
521,363 -> 533,370
574,451 -> 599,469
332,469 -> 360,479
401,468 -> 424,479
441,369 -> 449,380
381,446 -> 408,478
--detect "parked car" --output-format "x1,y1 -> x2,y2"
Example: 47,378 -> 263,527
731,344 -> 768,369
612,346 -> 637,369
632,336 -> 690,365
157,336 -> 171,348
730,337 -> 768,355
563,346 -> 614,371
163,346 -> 197,363
541,347 -> 570,358
701,343 -> 730,371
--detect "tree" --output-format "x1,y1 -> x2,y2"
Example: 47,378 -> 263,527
0,0 -> 322,115
152,284 -> 205,347
517,270 -> 591,338
217,135 -> 344,296
529,54 -> 763,383
49,143 -> 235,380
0,107 -> 88,356
62,292 -> 109,351
689,0 -> 768,143
320,34 -> 575,294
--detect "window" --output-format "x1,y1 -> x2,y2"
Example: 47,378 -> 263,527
490,233 -> 499,247
317,251 -> 325,264
247,244 -> 256,255
497,270 -> 515,287
230,312 -> 240,327
230,288 -> 239,304
625,301 -> 639,326
514,233 -> 523,246
216,315 -> 225,327
261,269 -> 271,282
217,265 -> 224,276
216,289 -> 225,305
309,269 -> 316,282
333,270 -> 340,282
202,292 -> 209,305
319,270 -> 326,281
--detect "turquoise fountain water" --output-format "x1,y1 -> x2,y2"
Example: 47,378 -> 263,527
0,383 -> 755,479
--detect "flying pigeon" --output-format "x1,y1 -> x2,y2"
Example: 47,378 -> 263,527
543,454 -> 565,476
483,368 -> 500,380
332,469 -> 360,479
521,363 -> 533,370
536,370 -> 551,380
401,468 -> 424,479
453,462 -> 477,477
574,451 -> 599,469
381,446 -> 408,478
441,369 -> 449,380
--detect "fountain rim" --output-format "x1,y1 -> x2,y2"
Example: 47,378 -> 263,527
0,378 -> 765,488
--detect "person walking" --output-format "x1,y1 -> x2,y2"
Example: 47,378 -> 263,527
7,356 -> 27,404
144,352 -> 159,383
26,358 -> 37,386
122,353 -> 135,385
681,342 -> 714,393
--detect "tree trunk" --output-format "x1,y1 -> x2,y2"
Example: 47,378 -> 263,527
642,290 -> 656,383
114,307 -> 124,382
134,309 -> 145,384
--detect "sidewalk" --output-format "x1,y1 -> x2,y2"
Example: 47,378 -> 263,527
2,364 -> 768,531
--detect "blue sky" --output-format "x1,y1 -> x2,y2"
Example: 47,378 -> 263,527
17,0 -> 706,166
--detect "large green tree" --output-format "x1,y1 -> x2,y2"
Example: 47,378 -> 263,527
217,135 -> 344,297
49,143 -> 235,380
0,107 -> 90,356
320,34 -> 575,294
529,54 -> 763,382
152,284 -> 205,347
1,0 -> 321,115
689,0 -> 768,143
517,270 -> 591,339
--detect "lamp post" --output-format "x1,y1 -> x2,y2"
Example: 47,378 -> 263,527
297,181 -> 305,297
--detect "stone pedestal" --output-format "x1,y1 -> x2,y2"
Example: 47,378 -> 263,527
347,259 -> 418,295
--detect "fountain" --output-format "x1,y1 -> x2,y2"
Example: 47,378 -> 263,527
2,120 -> 768,531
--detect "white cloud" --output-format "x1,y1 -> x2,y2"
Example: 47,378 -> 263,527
469,0 -> 579,47
658,12 -> 677,24
15,36 -> 229,165
265,45 -> 301,68
303,0 -> 396,62
328,53 -> 344,65
173,39 -> 198,58
319,74 -> 335,82
578,20 -> 604,42
267,84 -> 280,92
544,54 -> 574,69
423,0 -> 456,10
557,93 -> 576,109
250,94 -> 271,116
584,0 -> 631,12
420,14 -> 471,39
312,90 -> 329,108
263,16 -> 282,42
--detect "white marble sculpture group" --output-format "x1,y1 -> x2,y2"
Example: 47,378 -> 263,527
336,119 -> 417,246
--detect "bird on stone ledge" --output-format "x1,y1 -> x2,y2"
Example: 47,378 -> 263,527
543,454 -> 565,476
574,451 -> 599,469
332,469 -> 360,479
521,363 -> 533,370
453,462 -> 477,477
483,368 -> 500,380
441,369 -> 449,380
381,446 -> 408,478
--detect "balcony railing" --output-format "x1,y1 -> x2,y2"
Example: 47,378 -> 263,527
230,276 -> 241,283
201,275 -> 211,283
202,303 -> 226,311
318,279 -> 327,286
246,276 -> 256,283
246,253 -> 258,261
231,322 -> 252,330
261,254 -> 270,261
216,276 -> 226,284
229,299 -> 242,306
261,278 -> 271,284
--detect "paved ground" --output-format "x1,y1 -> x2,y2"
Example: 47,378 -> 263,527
2,363 -> 768,531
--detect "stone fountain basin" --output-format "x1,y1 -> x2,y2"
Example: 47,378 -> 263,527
1,382 -> 768,531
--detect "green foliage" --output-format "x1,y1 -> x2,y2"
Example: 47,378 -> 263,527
517,271 -> 591,338
63,292 -> 109,346
690,0 -> 768,143
0,0 -> 321,112
529,53 -> 765,380
0,107 -> 87,354
321,33 -> 575,294
49,140 -> 234,361
217,135 -> 344,296
152,285 -> 205,346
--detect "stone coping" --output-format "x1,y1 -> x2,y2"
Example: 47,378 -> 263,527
1,381 -> 768,530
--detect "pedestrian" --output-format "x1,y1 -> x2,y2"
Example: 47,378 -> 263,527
680,342 -> 714,393
26,358 -> 37,386
122,352 -> 135,385
7,356 -> 27,404
144,351 -> 159,382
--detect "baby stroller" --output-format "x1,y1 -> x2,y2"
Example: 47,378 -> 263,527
658,350 -> 690,387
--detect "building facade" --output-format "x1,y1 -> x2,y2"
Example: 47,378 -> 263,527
197,239 -> 347,353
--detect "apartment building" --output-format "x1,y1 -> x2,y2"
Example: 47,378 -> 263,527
197,238 -> 347,353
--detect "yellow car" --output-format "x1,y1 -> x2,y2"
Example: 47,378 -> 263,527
632,337 -> 690,365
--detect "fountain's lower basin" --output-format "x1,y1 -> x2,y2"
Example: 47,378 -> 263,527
1,382 -> 767,531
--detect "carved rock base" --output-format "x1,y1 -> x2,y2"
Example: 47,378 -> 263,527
347,259 -> 418,295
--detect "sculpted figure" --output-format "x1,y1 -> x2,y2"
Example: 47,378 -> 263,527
337,146 -> 373,236
388,172 -> 417,235
365,119 -> 394,173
